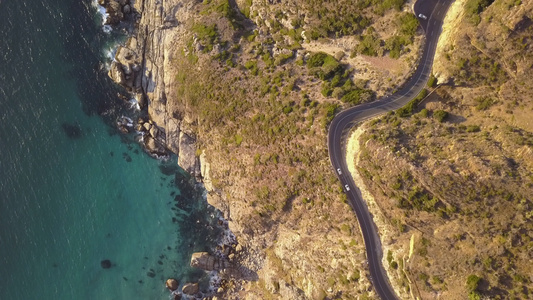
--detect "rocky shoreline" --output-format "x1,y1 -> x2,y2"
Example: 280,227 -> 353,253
98,0 -> 241,298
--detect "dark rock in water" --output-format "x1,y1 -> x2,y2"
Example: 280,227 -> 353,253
173,293 -> 182,300
110,151 -> 114,156
138,280 -> 143,284
122,152 -> 132,162
157,260 -> 163,265
147,271 -> 156,278
101,259 -> 112,269
159,164 -> 179,176
123,277 -> 128,281
61,122 -> 82,139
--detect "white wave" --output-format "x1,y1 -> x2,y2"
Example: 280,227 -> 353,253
128,98 -> 140,111
92,0 -> 112,33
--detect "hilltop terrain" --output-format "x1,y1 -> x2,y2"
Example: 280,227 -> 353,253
350,0 -> 533,299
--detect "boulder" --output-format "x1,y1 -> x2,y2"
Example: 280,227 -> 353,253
145,136 -> 158,152
182,283 -> 199,295
143,122 -> 152,131
165,278 -> 179,291
103,0 -> 124,25
123,4 -> 131,14
108,62 -> 125,85
149,126 -> 158,138
190,252 -> 229,271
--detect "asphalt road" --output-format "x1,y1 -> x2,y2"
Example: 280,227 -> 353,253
327,0 -> 453,299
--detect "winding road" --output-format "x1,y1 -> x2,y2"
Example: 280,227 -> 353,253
327,0 -> 453,299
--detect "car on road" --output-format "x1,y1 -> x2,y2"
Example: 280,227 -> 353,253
345,184 -> 350,191
418,13 -> 427,20
337,168 -> 342,175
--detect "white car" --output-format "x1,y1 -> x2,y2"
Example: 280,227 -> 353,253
418,13 -> 427,20
345,184 -> 350,191
337,168 -> 342,175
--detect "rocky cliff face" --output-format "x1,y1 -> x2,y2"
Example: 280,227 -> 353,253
107,0 -> 201,176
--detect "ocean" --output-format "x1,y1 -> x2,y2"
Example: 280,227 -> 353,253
0,1 -> 221,299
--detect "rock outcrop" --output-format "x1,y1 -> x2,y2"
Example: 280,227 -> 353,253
190,252 -> 230,271
98,0 -> 134,25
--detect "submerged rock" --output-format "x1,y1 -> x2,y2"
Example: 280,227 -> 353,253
61,122 -> 82,139
100,259 -> 112,269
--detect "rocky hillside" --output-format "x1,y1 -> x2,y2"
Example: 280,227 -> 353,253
103,0 -> 432,298
351,0 -> 533,299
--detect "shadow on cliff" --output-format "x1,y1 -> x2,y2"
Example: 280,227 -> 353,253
227,0 -> 256,41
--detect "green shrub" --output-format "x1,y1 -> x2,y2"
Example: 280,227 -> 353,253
475,96 -> 495,110
466,274 -> 481,292
397,89 -> 428,117
307,52 -> 329,68
433,110 -> 449,122
385,35 -> 411,59
322,103 -> 339,127
465,0 -> 495,25
398,12 -> 419,36
244,60 -> 258,75
235,134 -> 243,146
341,88 -> 373,104
427,74 -> 437,87
466,125 -> 481,132
391,261 -> 398,269
356,33 -> 381,56
192,23 -> 218,52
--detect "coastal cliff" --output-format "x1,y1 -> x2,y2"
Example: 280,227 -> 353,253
104,0 -> 427,298
107,0 -> 201,176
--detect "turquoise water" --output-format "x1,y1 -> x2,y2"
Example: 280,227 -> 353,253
0,1 -> 220,299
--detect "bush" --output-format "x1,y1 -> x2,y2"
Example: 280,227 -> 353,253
244,60 -> 258,75
235,134 -> 243,146
427,74 -> 437,88
466,274 -> 481,292
385,35 -> 411,59
341,88 -> 373,104
322,103 -> 339,127
465,0 -> 495,25
397,89 -> 428,117
356,33 -> 382,56
390,261 -> 398,269
307,52 -> 329,68
192,23 -> 218,52
475,96 -> 495,110
398,12 -> 419,36
466,125 -> 481,132
433,110 -> 449,122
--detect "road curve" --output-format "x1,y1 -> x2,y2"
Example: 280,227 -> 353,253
327,0 -> 453,299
